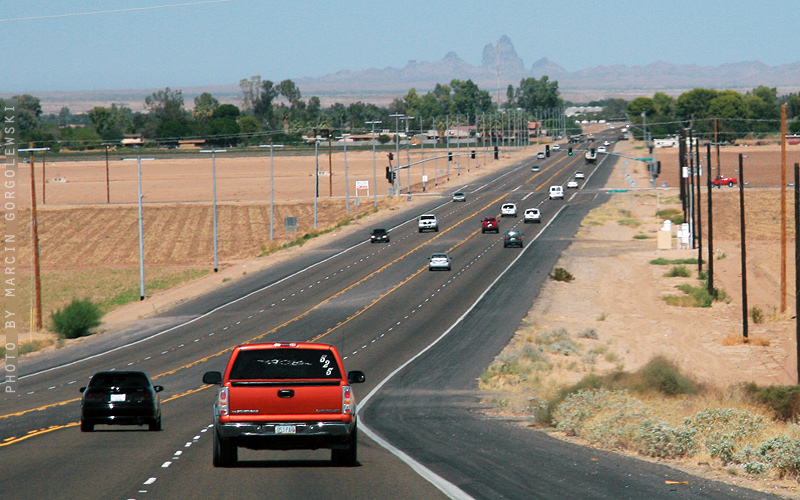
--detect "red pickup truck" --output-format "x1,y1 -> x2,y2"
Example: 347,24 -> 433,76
203,342 -> 365,467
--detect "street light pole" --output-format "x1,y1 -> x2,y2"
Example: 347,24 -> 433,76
404,115 -> 414,195
259,144 -> 284,241
123,157 -> 154,300
200,149 -> 227,272
365,120 -> 381,207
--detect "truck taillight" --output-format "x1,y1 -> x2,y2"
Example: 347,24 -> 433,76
218,387 -> 229,416
342,385 -> 355,415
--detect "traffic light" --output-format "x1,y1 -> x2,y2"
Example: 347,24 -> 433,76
448,151 -> 453,162
568,147 -> 573,155
545,145 -> 550,157
471,150 -> 476,159
494,146 -> 499,160
385,166 -> 391,182
388,152 -> 394,161
590,148 -> 595,155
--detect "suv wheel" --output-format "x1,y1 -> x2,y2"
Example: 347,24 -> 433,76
148,415 -> 162,432
80,420 -> 93,432
213,427 -> 238,467
331,428 -> 358,467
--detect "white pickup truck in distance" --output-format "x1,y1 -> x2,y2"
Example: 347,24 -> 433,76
418,214 -> 439,232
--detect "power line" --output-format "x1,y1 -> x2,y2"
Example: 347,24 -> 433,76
0,0 -> 239,23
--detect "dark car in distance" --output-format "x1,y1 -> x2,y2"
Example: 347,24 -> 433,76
370,228 -> 390,243
80,370 -> 163,432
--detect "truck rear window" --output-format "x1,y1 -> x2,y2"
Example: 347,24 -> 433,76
229,348 -> 342,380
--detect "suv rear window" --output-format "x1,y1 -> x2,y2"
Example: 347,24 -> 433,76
229,348 -> 342,380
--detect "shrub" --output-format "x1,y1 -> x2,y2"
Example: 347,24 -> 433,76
576,328 -> 598,340
755,437 -> 800,478
665,265 -> 691,277
550,267 -> 574,282
50,298 -> 103,339
656,208 -> 681,219
638,356 -> 698,396
742,383 -> 800,422
750,306 -> 764,325
650,257 -> 699,265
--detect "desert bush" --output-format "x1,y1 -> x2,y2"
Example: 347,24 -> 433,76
650,257 -> 699,265
633,234 -> 652,239
550,267 -> 574,282
741,383 -> 800,422
750,306 -> 764,325
636,420 -> 697,459
664,283 -> 716,307
576,328 -> 598,340
656,208 -> 681,219
50,298 -> 103,339
535,328 -> 580,356
638,356 -> 698,396
755,437 -> 800,478
665,265 -> 691,277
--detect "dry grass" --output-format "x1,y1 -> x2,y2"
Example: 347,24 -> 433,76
722,335 -> 771,347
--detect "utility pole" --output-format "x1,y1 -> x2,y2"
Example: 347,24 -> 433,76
19,147 -> 49,330
706,143 -> 715,297
738,154 -> 749,339
781,105 -> 788,312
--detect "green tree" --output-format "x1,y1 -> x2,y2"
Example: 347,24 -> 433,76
709,91 -> 749,141
193,92 -> 219,134
514,76 -> 562,112
253,80 -> 279,127
88,104 -> 132,141
145,87 -> 187,123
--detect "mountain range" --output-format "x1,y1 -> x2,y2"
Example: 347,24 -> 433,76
16,35 -> 800,113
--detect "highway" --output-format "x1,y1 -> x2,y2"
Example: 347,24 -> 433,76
0,138 -> 767,499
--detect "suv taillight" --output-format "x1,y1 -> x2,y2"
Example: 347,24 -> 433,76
218,387 -> 229,416
342,385 -> 355,415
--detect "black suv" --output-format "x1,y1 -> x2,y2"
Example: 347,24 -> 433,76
80,370 -> 163,432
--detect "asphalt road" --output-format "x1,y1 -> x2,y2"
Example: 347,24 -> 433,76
0,139 -> 769,499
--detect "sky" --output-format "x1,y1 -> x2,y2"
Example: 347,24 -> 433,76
2,0 -> 799,93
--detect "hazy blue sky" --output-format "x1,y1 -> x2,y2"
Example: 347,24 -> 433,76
2,0 -> 798,93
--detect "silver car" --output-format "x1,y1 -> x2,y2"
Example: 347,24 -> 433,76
429,253 -> 451,271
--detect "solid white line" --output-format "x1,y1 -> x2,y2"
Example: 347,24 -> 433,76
358,206 -> 566,500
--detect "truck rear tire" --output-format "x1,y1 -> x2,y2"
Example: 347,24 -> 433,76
332,428 -> 358,467
213,428 -> 238,467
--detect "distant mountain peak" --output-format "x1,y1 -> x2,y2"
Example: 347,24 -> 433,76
481,36 -> 525,75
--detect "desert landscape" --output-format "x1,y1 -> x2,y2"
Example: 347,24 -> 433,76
7,132 -> 800,496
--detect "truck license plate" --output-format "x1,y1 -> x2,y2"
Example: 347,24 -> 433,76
275,425 -> 296,434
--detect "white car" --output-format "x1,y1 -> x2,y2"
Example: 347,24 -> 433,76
531,165 -> 541,172
418,214 -> 439,232
549,185 -> 564,200
537,152 -> 545,159
597,146 -> 607,153
567,180 -> 579,189
428,253 -> 451,271
523,208 -> 541,223
552,144 -> 561,151
575,171 -> 585,179
500,203 -> 518,217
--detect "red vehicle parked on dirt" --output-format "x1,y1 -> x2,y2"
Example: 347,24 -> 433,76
711,175 -> 738,187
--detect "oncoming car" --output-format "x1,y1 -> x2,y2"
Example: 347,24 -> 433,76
428,253 -> 451,271
575,171 -> 585,179
552,144 -> 561,151
370,228 -> 389,243
418,214 -> 439,232
80,370 -> 164,432
523,208 -> 541,223
501,203 -> 518,217
537,152 -> 545,159
452,192 -> 466,202
531,165 -> 541,172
